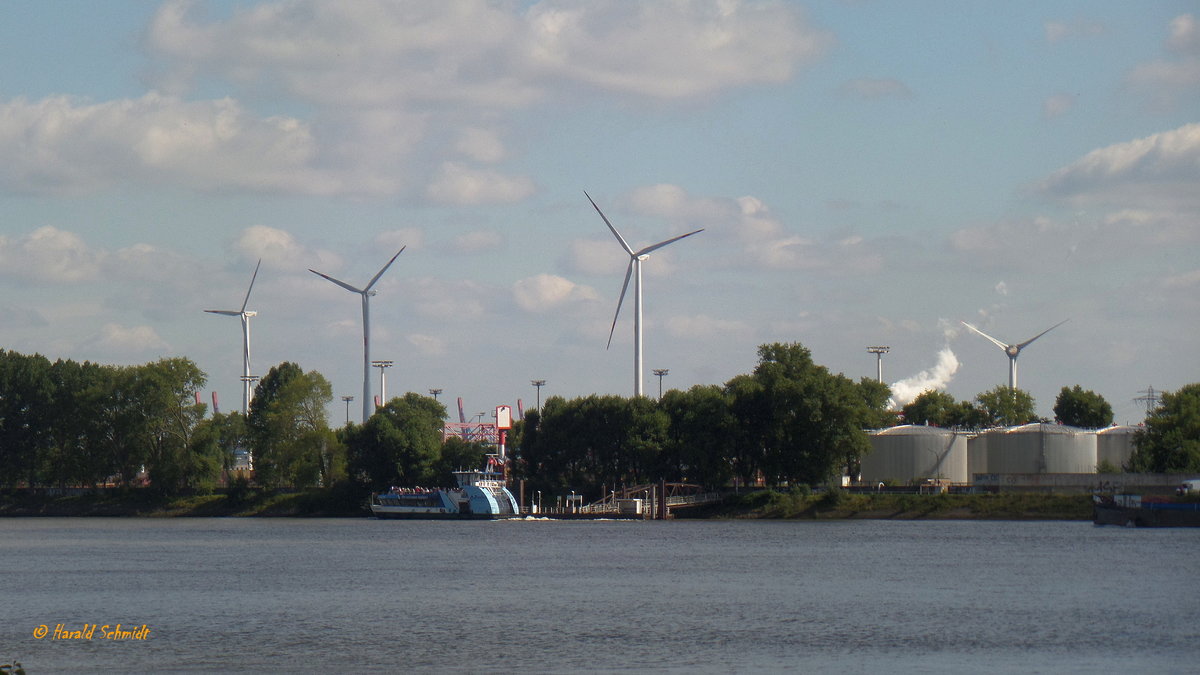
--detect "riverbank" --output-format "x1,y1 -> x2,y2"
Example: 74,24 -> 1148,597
1,488 -> 1094,520
675,490 -> 1094,521
0,488 -> 367,517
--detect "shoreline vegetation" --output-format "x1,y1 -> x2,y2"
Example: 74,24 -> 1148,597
0,489 -> 1093,521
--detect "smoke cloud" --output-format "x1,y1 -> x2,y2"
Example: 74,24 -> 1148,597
888,347 -> 961,408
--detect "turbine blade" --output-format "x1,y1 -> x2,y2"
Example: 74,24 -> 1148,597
607,260 -> 634,349
961,321 -> 1009,350
365,247 -> 406,292
635,228 -> 704,257
1015,318 -> 1069,350
309,268 -> 364,294
585,191 -> 635,256
240,259 -> 262,313
204,309 -> 241,316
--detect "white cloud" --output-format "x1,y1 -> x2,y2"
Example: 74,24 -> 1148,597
406,277 -> 487,321
450,230 -> 506,253
376,228 -> 425,252
234,225 -> 341,271
1041,93 -> 1075,119
454,127 -> 507,163
512,273 -> 598,312
0,226 -> 103,283
82,323 -> 170,355
1044,18 -> 1105,44
524,1 -> 832,99
0,93 -> 334,196
425,162 -> 536,205
1167,14 -> 1199,55
665,314 -> 753,340
1037,123 -> 1200,209
407,334 -> 448,357
1125,14 -> 1200,109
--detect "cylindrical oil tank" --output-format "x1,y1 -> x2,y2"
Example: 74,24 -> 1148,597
862,425 -> 968,484
1096,425 -> 1138,469
967,432 -> 988,480
985,423 -> 1097,474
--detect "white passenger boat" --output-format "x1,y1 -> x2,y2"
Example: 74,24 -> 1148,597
370,456 -> 519,519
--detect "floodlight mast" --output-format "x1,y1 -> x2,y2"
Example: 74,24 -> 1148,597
310,247 -> 405,424
867,346 -> 890,383
585,191 -> 702,397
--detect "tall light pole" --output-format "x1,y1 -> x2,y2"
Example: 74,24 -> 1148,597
372,360 -> 394,410
531,379 -> 546,410
429,388 -> 442,401
653,368 -> 669,399
867,346 -> 890,383
342,395 -> 355,425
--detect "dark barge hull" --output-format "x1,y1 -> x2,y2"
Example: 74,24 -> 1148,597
1093,502 -> 1200,527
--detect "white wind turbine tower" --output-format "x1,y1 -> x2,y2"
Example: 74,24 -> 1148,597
961,318 -> 1069,391
204,259 -> 261,415
310,248 -> 405,424
585,191 -> 703,398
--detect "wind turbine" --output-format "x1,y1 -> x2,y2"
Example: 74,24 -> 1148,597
204,259 -> 261,415
960,318 -> 1069,391
585,191 -> 703,397
310,247 -> 405,424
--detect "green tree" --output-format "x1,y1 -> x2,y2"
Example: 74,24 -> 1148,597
346,392 -> 447,490
1129,383 -> 1200,473
435,436 -> 490,486
728,343 -> 876,486
248,363 -> 341,487
901,390 -> 980,428
974,386 -> 1039,427
136,358 -> 210,495
1053,385 -> 1113,428
0,350 -> 54,487
658,384 -> 736,488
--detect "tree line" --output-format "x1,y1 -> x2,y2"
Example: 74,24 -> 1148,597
2,345 -> 1197,499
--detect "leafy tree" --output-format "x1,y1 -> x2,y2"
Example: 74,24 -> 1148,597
1129,383 -> 1200,473
248,363 -> 341,487
517,394 -> 668,499
134,358 -> 210,495
728,343 -> 876,486
44,358 -> 114,487
346,392 -> 446,489
0,350 -> 54,487
1053,385 -> 1113,428
435,436 -> 490,486
974,386 -> 1039,427
658,385 -> 736,488
856,378 -> 898,430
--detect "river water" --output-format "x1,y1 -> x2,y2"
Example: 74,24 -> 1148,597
2,517 -> 1196,673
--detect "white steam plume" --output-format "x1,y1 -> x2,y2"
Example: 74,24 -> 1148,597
888,347 -> 960,409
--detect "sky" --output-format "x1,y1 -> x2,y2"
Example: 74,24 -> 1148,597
1,1 -> 1197,427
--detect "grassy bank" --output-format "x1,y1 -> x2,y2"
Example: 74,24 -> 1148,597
0,488 -> 369,518
677,489 -> 1093,521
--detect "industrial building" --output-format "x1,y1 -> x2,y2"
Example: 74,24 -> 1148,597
861,425 -> 968,484
865,423 -> 1141,486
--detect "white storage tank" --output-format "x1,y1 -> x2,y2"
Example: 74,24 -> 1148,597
862,425 -> 968,484
967,432 -> 988,481
1096,425 -> 1138,470
984,423 -> 1098,474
